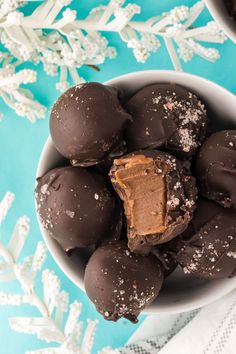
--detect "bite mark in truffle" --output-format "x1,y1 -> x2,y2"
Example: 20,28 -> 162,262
110,150 -> 197,253
113,154 -> 167,236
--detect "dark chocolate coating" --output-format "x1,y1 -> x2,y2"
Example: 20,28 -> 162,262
225,0 -> 236,20
125,84 -> 207,158
196,130 -> 236,208
35,166 -> 121,251
176,198 -> 236,279
152,242 -> 178,277
50,83 -> 131,166
110,150 -> 197,253
84,241 -> 164,323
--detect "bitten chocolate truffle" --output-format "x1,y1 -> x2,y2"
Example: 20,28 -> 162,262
50,83 -> 131,166
196,130 -> 236,208
176,198 -> 236,279
35,166 -> 121,251
225,0 -> 236,20
84,241 -> 164,323
125,84 -> 207,158
109,150 -> 197,253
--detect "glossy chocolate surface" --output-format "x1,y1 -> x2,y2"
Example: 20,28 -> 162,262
196,130 -> 236,208
35,166 -> 121,250
176,198 -> 236,279
50,83 -> 131,166
125,84 -> 207,158
84,241 -> 164,322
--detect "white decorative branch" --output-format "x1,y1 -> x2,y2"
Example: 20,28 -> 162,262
0,192 -> 105,354
0,60 -> 46,122
0,0 -> 227,121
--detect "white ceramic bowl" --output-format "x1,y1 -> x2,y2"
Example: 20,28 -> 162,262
205,0 -> 236,43
36,70 -> 236,314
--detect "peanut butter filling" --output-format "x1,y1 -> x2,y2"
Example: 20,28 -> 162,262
113,155 -> 167,238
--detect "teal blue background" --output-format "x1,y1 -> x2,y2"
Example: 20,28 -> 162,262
0,1 -> 236,353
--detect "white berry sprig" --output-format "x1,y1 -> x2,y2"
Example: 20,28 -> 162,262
0,60 -> 46,122
0,192 -> 101,354
0,0 -> 227,121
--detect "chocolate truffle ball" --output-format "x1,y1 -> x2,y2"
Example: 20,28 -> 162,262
176,198 -> 236,279
225,0 -> 236,20
50,83 -> 131,166
84,241 -> 164,323
109,150 -> 197,253
125,84 -> 207,158
35,166 -> 121,251
196,130 -> 236,208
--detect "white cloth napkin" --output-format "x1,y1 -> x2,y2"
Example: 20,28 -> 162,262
117,290 -> 236,354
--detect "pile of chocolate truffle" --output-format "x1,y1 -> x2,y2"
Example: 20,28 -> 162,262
35,82 -> 236,323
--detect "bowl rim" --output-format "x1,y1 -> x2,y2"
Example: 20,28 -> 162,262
36,70 -> 236,314
204,0 -> 236,43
